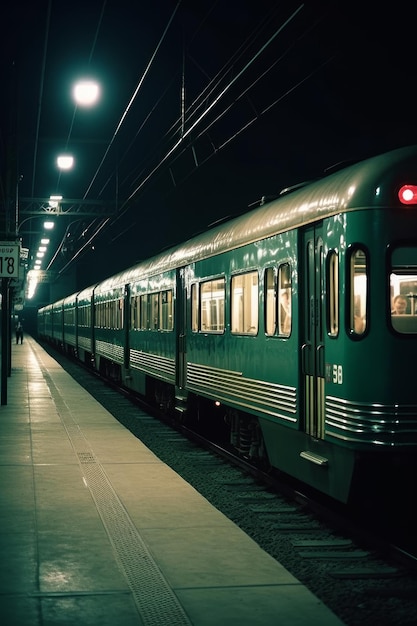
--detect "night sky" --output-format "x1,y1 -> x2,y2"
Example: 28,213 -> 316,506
1,1 -> 415,305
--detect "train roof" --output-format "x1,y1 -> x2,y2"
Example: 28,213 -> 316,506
95,144 -> 417,290
76,284 -> 97,300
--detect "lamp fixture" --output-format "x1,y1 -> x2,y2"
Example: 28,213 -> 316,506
73,80 -> 100,106
57,155 -> 74,170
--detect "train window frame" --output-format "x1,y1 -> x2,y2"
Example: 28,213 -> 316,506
63,307 -> 75,326
139,294 -> 149,329
78,303 -> 90,327
278,263 -> 291,337
159,289 -> 174,331
149,293 -> 159,330
117,297 -> 124,330
348,247 -> 368,337
200,276 -> 225,333
191,283 -> 199,332
130,294 -> 140,330
390,245 -> 417,334
231,270 -> 259,335
327,250 -> 339,337
265,267 -> 277,336
96,300 -> 103,328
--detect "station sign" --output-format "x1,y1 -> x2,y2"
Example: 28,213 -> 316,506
0,242 -> 20,278
32,270 -> 56,284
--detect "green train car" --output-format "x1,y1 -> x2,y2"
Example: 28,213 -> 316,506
38,144 -> 417,505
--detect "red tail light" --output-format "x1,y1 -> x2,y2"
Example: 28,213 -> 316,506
398,185 -> 417,205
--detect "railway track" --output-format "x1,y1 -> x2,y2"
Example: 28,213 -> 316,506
40,341 -> 417,625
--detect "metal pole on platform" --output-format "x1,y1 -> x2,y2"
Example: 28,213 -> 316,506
1,278 -> 10,405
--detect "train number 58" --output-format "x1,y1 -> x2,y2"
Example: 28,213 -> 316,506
332,364 -> 343,384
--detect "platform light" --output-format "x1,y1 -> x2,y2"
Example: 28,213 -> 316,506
49,195 -> 62,209
40,238 -> 50,244
44,221 -> 54,230
57,155 -> 74,170
26,271 -> 39,299
73,80 -> 100,107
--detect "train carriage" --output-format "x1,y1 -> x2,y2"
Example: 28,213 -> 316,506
38,144 -> 417,505
48,298 -> 64,348
37,303 -> 50,339
183,235 -> 297,418
93,276 -> 126,379
124,264 -> 177,405
62,293 -> 77,355
75,285 -> 96,365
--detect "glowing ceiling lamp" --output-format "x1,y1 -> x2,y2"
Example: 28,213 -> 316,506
57,155 -> 74,170
73,80 -> 100,106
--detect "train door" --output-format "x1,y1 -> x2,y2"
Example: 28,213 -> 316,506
176,268 -> 187,390
123,283 -> 130,370
301,224 -> 326,439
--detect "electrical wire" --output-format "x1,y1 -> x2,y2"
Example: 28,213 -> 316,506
55,2 -> 335,276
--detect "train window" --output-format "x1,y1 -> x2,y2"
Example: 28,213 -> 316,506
79,305 -> 89,327
390,246 -> 417,334
231,271 -> 258,335
159,289 -> 173,331
191,283 -> 199,332
328,251 -> 339,336
130,295 -> 139,329
350,248 -> 367,336
140,294 -> 149,329
150,293 -> 159,330
117,297 -> 124,330
278,264 -> 291,336
110,301 -> 115,328
64,308 -> 75,325
110,301 -> 114,328
201,277 -> 225,332
265,268 -> 276,335
109,301 -> 113,328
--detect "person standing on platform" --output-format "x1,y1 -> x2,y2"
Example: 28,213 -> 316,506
15,321 -> 24,344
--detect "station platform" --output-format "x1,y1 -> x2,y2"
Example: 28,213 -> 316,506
0,336 -> 344,625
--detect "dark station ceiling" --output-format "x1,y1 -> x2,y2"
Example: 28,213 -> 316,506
1,0 -> 415,307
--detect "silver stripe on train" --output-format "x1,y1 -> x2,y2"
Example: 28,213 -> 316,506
187,362 -> 297,421
326,395 -> 417,444
96,340 -> 124,363
130,350 -> 176,382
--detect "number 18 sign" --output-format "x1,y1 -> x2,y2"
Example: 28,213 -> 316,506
0,242 -> 20,278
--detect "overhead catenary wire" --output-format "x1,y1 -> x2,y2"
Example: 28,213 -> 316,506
53,1 -> 183,274
82,1 -> 183,200
57,2 -> 336,276
114,5 -> 306,210
74,2 -> 306,258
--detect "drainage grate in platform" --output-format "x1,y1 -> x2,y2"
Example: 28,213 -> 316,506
77,451 -> 96,463
38,358 -> 192,626
80,457 -> 192,626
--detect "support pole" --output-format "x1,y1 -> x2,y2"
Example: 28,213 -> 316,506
1,278 -> 10,405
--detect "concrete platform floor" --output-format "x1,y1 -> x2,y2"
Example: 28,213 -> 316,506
0,336 -> 344,625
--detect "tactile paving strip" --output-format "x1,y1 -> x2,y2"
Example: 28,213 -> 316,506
38,357 -> 192,626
